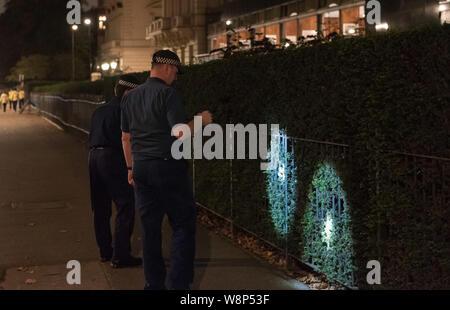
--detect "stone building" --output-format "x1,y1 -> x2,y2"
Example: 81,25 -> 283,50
144,0 -> 231,65
95,0 -> 447,73
207,0 -> 367,52
97,0 -> 153,73
97,0 -> 231,71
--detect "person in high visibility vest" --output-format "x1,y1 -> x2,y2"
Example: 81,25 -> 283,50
8,89 -> 13,110
11,89 -> 18,112
18,89 -> 25,110
1,91 -> 8,113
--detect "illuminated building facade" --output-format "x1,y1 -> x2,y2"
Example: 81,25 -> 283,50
207,0 -> 366,52
97,0 -> 153,73
96,0 -> 448,72
144,0 -> 230,65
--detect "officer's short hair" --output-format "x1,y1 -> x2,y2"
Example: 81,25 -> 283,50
115,74 -> 140,99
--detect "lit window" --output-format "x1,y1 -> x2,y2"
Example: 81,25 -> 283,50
254,27 -> 265,41
441,3 -> 450,24
360,5 -> 365,18
342,6 -> 365,36
283,20 -> 298,43
299,16 -> 317,39
321,10 -> 340,36
265,24 -> 280,45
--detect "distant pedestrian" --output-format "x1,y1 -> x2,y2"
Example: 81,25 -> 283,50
8,89 -> 13,110
88,74 -> 143,268
11,89 -> 18,112
121,50 -> 213,290
18,89 -> 25,110
1,91 -> 8,112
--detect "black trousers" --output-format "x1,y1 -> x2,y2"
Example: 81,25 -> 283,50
88,148 -> 136,260
133,159 -> 196,290
2,103 -> 6,112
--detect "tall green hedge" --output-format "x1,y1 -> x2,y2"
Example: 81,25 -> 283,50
174,24 -> 450,289
32,25 -> 450,289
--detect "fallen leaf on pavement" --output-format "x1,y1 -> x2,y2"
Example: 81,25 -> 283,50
25,279 -> 37,285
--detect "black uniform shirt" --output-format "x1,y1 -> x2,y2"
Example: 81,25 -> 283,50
89,96 -> 123,150
121,77 -> 187,161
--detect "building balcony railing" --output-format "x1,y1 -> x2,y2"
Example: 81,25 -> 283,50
146,17 -> 171,39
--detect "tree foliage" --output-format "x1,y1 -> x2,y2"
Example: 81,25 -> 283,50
7,53 -> 90,82
0,0 -> 94,80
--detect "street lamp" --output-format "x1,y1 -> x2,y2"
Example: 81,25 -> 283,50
101,63 -> 110,71
99,16 -> 107,30
71,24 -> 78,81
225,20 -> 234,49
375,23 -> 389,31
110,61 -> 118,71
84,18 -> 93,72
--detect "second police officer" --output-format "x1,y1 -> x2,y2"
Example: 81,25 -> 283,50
88,74 -> 143,268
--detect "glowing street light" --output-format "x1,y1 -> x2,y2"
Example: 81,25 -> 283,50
375,23 -> 389,31
71,24 -> 79,81
110,61 -> 118,70
84,18 -> 93,72
225,20 -> 234,49
101,63 -> 110,71
99,16 -> 107,30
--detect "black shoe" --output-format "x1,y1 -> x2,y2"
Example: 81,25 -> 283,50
100,256 -> 112,263
111,256 -> 142,269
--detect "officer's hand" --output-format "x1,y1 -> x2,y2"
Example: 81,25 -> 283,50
128,170 -> 134,186
199,111 -> 213,126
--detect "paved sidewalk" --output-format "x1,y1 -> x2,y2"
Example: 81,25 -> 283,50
0,110 -> 307,290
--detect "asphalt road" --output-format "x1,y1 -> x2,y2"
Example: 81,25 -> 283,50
0,109 -> 307,290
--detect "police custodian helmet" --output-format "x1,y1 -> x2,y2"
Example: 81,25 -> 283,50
152,50 -> 183,74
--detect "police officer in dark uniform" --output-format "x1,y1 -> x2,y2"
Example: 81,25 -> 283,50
89,74 -> 142,268
121,50 -> 212,290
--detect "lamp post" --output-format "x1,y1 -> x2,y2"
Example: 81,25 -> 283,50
110,60 -> 118,72
71,24 -> 78,81
101,62 -> 110,76
225,19 -> 233,49
84,18 -> 93,73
